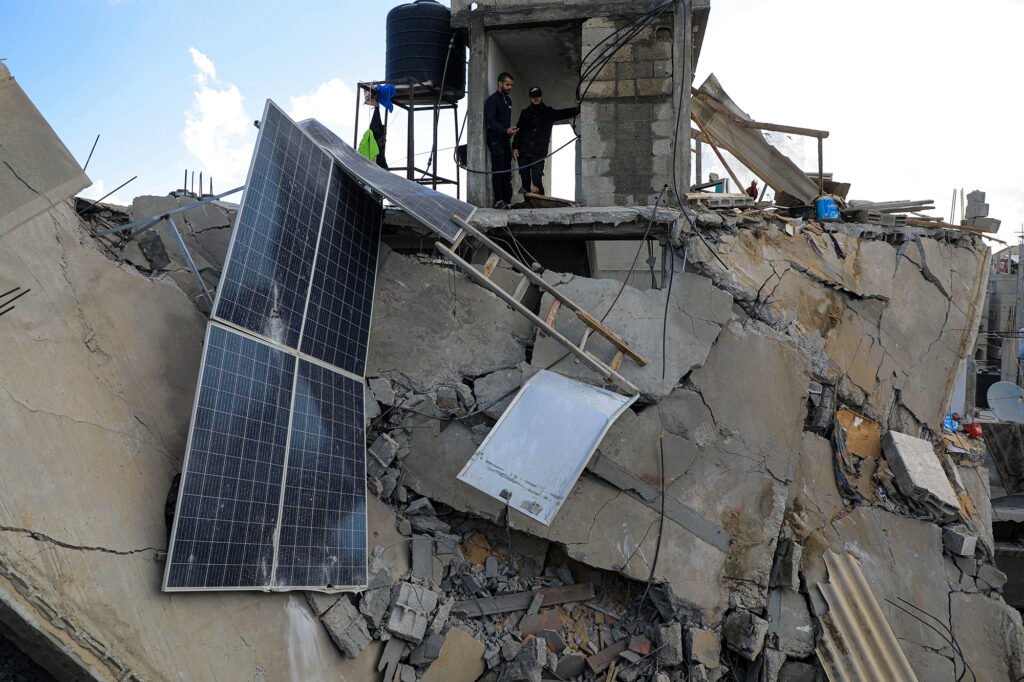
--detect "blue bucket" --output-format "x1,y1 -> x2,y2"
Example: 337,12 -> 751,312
816,197 -> 840,222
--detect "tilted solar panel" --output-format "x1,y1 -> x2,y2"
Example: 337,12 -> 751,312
165,101 -> 380,592
298,118 -> 470,243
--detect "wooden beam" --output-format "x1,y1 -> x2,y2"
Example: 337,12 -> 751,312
452,582 -> 596,618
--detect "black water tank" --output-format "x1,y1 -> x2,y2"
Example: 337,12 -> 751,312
386,0 -> 466,101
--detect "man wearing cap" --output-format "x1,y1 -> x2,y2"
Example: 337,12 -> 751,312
512,87 -> 579,196
484,72 -> 517,209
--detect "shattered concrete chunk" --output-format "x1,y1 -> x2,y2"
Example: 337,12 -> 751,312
406,497 -> 436,516
882,431 -> 960,520
657,622 -> 684,666
501,637 -> 523,661
409,632 -> 445,666
387,582 -> 440,643
775,590 -> 815,658
422,628 -> 486,682
778,660 -> 819,682
412,535 -> 434,583
369,377 -> 396,406
321,596 -> 372,659
977,563 -> 1008,591
763,649 -> 786,682
722,609 -> 768,661
498,636 -> 547,682
686,626 -> 721,668
305,591 -> 340,617
378,636 -> 407,682
943,525 -> 978,557
368,433 -> 400,475
474,368 -> 523,419
359,586 -> 392,628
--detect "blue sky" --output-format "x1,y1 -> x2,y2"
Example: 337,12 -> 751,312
5,0 -> 1023,243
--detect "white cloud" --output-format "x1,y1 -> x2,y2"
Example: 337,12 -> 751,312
287,78 -> 357,141
180,47 -> 255,192
79,179 -> 128,207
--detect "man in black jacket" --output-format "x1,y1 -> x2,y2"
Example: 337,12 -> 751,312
484,72 -> 517,208
512,87 -> 579,196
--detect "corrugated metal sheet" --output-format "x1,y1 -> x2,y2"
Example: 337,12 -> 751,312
691,74 -> 820,205
816,551 -> 919,682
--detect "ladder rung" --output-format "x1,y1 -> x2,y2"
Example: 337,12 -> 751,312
512,275 -> 531,302
481,252 -> 501,279
610,351 -> 624,372
575,310 -> 647,366
579,328 -> 594,352
544,300 -> 561,327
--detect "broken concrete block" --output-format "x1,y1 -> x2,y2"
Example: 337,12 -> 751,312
387,582 -> 440,643
397,664 -> 417,682
501,637 -> 523,661
943,525 -> 978,557
406,496 -> 436,516
378,636 -> 407,682
777,590 -> 815,658
436,385 -> 460,411
430,596 -> 454,634
368,433 -> 400,475
966,190 -> 986,204
474,368 -> 523,419
763,649 -> 786,682
409,631 -> 445,666
412,535 -> 434,582
778,660 -> 819,682
964,216 -> 1001,231
977,563 -> 1008,591
777,540 -> 803,591
305,591 -> 340,617
686,626 -> 720,668
656,622 -> 683,666
555,653 -> 586,678
498,636 -> 547,682
359,586 -> 392,627
882,431 -> 960,520
369,377 -> 396,406
320,596 -> 372,659
365,385 -> 382,423
722,609 -> 769,661
965,202 -> 990,219
422,628 -> 487,682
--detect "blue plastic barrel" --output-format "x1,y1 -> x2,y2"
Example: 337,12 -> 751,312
816,197 -> 840,221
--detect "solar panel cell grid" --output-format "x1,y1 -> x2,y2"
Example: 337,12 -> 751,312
213,114 -> 331,348
165,324 -> 295,589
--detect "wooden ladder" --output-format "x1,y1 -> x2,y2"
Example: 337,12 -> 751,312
436,215 -> 647,396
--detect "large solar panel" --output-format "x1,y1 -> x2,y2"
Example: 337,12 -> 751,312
299,118 -> 471,243
165,101 -> 378,591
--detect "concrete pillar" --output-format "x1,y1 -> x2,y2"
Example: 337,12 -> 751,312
467,13 -> 489,207
672,0 -> 692,202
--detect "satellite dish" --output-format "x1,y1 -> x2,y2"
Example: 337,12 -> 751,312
988,381 -> 1024,423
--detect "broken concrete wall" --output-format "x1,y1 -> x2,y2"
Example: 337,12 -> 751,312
580,16 -> 676,207
0,198 -> 388,680
684,218 -> 989,435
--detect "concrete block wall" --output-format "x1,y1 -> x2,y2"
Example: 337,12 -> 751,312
580,17 -> 675,207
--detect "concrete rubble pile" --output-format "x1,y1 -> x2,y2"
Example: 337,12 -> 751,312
2,64 -> 1024,682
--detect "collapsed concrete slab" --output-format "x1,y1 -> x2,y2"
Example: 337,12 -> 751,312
0,63 -> 90,237
883,431 -> 961,520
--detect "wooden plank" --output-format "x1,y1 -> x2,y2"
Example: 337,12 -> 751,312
587,639 -> 628,674
579,327 -> 594,352
576,310 -> 646,365
452,582 -> 595,618
481,252 -> 501,279
435,242 -> 639,395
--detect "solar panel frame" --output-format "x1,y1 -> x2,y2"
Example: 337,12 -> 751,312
165,101 -> 383,592
298,118 -> 472,244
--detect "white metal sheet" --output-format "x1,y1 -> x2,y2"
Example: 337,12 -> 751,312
456,370 -> 637,525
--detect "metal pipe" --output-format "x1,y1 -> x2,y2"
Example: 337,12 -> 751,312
818,137 -> 824,196
165,215 -> 214,308
83,134 -> 100,172
78,175 -> 137,214
353,85 -> 362,148
407,80 -> 415,180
